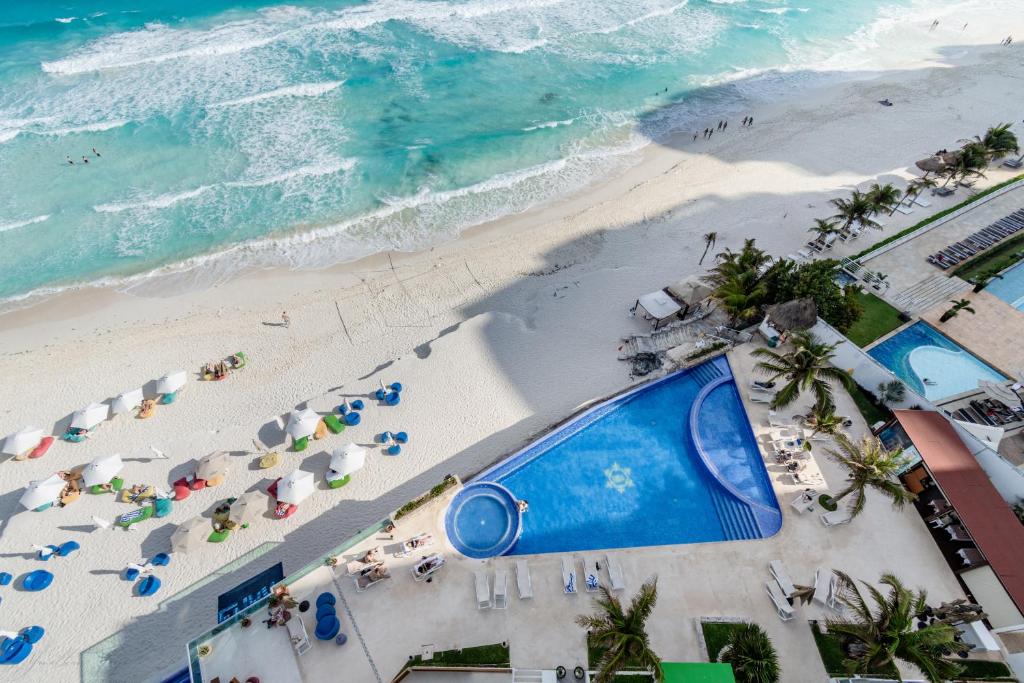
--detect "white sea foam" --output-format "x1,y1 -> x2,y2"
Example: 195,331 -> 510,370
0,119 -> 130,144
0,215 -> 50,234
225,158 -> 356,187
94,187 -> 212,213
209,81 -> 343,108
522,118 -> 576,131
55,17 -> 76,24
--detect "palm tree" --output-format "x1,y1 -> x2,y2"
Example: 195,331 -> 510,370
939,298 -> 975,323
807,218 -> 838,243
752,331 -> 855,409
943,142 -> 988,187
865,182 -> 902,216
876,380 -> 906,406
902,176 -> 936,207
827,572 -> 968,683
699,231 -> 718,265
717,623 -> 780,683
704,239 -> 773,326
824,435 -> 916,518
577,579 -> 663,683
831,190 -> 880,232
963,123 -> 1019,161
803,401 -> 848,437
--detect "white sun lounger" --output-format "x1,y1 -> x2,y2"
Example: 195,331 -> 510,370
748,392 -> 774,404
812,567 -> 840,610
769,560 -> 796,598
896,205 -> 915,215
285,614 -> 312,655
493,569 -> 508,609
516,559 -> 533,599
475,570 -> 491,609
562,557 -> 577,594
765,581 -> 794,621
789,490 -> 816,514
913,196 -> 932,207
820,508 -> 853,527
606,555 -> 625,591
584,558 -> 600,592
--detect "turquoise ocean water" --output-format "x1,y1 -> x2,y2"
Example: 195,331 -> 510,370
0,0 -> 927,304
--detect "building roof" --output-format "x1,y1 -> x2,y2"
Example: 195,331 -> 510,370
662,662 -> 736,683
894,410 -> 1024,614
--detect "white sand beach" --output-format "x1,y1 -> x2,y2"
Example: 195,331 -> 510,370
1,11 -> 1024,682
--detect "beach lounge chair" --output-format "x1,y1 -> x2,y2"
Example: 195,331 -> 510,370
606,555 -> 625,591
765,581 -> 794,621
789,490 -> 816,514
515,560 -> 533,599
913,195 -> 932,207
562,557 -> 577,595
768,560 -> 796,598
812,568 -> 839,609
584,558 -> 600,592
22,570 -> 53,592
285,615 -> 312,655
946,524 -> 972,542
475,570 -> 491,609
820,508 -> 853,527
748,392 -> 774,404
957,548 -> 985,567
353,562 -> 391,591
493,569 -> 508,609
397,533 -> 433,557
413,554 -> 444,582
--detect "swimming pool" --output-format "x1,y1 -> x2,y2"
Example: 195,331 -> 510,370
444,357 -> 782,558
867,322 -> 1007,400
985,261 -> 1024,311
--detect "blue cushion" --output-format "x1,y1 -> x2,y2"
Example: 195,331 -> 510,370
124,568 -> 140,581
394,432 -> 408,444
151,553 -> 170,567
351,400 -> 364,410
315,604 -> 336,621
0,573 -> 11,586
22,570 -> 53,592
315,592 -> 336,607
153,498 -> 173,518
344,412 -> 361,426
57,541 -> 80,556
314,615 -> 340,641
19,627 -> 44,644
136,575 -> 161,597
0,638 -> 31,665
390,383 -> 403,393
387,445 -> 401,456
384,392 -> 400,406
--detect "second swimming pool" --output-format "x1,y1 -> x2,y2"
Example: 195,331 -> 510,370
985,261 -> 1024,311
867,321 -> 1007,400
444,357 -> 782,558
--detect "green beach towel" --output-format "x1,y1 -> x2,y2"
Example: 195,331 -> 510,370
323,414 -> 345,434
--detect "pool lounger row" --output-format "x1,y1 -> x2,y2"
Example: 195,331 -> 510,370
927,208 -> 1024,269
952,398 -> 1023,427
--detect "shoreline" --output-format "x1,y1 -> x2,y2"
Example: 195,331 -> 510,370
1,15 -> 1023,683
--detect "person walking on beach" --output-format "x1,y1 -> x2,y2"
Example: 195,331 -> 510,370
741,116 -> 748,127
281,311 -> 290,328
723,120 -> 728,131
693,132 -> 698,141
748,117 -> 754,127
716,120 -> 722,131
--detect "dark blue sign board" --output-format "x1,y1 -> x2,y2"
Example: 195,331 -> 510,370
216,562 -> 284,623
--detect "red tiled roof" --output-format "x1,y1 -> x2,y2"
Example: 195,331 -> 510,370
895,410 -> 1024,614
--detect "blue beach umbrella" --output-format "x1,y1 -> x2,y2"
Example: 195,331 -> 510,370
22,570 -> 53,592
0,638 -> 32,665
136,575 -> 161,597
344,412 -> 361,426
19,627 -> 44,644
0,572 -> 11,586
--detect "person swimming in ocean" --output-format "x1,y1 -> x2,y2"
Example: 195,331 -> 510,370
66,156 -> 74,165
923,377 -> 937,385
82,156 -> 89,164
92,147 -> 101,157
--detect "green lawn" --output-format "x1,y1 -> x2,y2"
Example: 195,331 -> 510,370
847,382 -> 893,427
952,230 -> 1024,283
953,658 -> 1016,681
810,622 -> 899,679
404,643 -> 510,670
845,291 -> 904,347
701,621 -> 745,662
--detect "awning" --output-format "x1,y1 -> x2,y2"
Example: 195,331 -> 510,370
662,662 -> 736,683
636,290 -> 681,321
895,410 -> 1024,615
954,419 -> 1004,449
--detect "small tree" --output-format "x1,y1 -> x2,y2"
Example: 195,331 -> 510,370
876,380 -> 906,406
752,331 -> 855,410
865,182 -> 902,216
717,623 -> 780,683
824,435 -> 916,518
939,298 -> 975,323
577,579 -> 663,683
699,231 -> 718,265
972,270 -> 1003,293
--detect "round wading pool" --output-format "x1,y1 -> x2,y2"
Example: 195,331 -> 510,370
445,482 -> 522,559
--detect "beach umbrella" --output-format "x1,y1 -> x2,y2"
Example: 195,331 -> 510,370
228,491 -> 265,527
170,517 -> 208,554
915,156 -> 946,175
1,427 -> 43,456
979,380 -> 1022,407
70,402 -> 110,430
111,388 -> 145,415
195,450 -> 230,480
19,474 -> 65,510
82,453 -> 124,487
330,443 -> 367,478
276,470 -> 314,504
286,409 -> 320,440
156,371 -> 187,395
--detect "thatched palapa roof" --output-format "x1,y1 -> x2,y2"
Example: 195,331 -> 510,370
666,276 -> 712,306
765,297 -> 818,332
915,156 -> 947,174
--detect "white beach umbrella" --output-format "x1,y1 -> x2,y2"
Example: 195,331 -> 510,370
19,474 -> 65,510
276,469 -> 314,504
229,491 -> 265,527
111,388 -> 145,415
171,517 -> 209,554
1,427 -> 43,456
70,402 -> 110,430
330,443 -> 367,478
82,453 -> 124,487
156,371 -> 187,395
195,450 -> 230,480
285,409 -> 320,440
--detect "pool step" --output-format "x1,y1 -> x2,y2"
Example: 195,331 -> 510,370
689,360 -> 724,387
708,486 -> 761,541
886,274 -> 970,315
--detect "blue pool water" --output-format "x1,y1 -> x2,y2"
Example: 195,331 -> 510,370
867,321 -> 1007,401
445,357 -> 782,557
0,0 -> 957,304
986,261 -> 1024,311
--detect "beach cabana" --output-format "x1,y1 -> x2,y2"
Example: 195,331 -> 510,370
665,276 -> 713,320
276,470 -> 314,504
2,427 -> 44,456
328,443 -> 367,488
82,453 -> 124,487
228,491 -> 264,527
630,289 -> 681,330
19,474 -> 65,511
110,388 -> 144,416
195,450 -> 230,483
71,403 -> 110,430
915,156 -> 947,176
171,517 -> 208,554
156,371 -> 187,403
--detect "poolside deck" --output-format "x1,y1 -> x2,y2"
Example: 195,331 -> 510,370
919,290 -> 1024,378
197,346 -> 969,683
